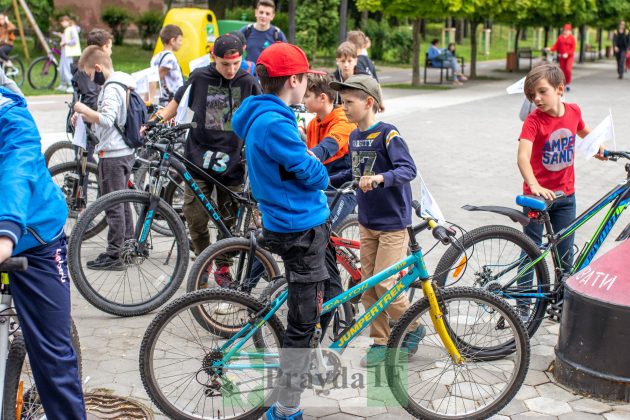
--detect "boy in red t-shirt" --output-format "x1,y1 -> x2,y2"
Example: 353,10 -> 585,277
518,63 -> 604,303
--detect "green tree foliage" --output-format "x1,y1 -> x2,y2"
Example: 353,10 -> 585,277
102,6 -> 133,46
595,0 -> 630,29
384,24 -> 413,63
362,19 -> 389,60
0,0 -> 53,34
295,0 -> 339,60
136,10 -> 163,51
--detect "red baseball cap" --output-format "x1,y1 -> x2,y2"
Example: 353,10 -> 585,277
563,23 -> 572,31
256,43 -> 326,77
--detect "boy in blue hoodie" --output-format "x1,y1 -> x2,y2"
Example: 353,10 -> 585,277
0,87 -> 86,419
233,43 -> 341,420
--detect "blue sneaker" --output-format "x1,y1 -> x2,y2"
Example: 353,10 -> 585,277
402,325 -> 426,355
263,404 -> 304,420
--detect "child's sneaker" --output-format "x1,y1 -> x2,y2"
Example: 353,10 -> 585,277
402,325 -> 426,355
262,404 -> 303,420
86,253 -> 125,271
360,344 -> 387,367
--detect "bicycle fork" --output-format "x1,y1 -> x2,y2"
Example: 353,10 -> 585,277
421,280 -> 463,364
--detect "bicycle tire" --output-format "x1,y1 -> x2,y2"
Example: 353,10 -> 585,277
48,160 -> 105,238
3,319 -> 82,419
44,140 -> 75,167
140,288 -> 285,420
386,286 -> 530,419
5,56 -> 25,87
68,190 -> 189,316
187,237 -> 281,337
335,213 -> 359,239
27,56 -> 58,90
433,224 -> 551,338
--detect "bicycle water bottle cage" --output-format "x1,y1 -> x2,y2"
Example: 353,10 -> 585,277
516,195 -> 548,211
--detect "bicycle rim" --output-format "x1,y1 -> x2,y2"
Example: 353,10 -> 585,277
386,287 -> 529,419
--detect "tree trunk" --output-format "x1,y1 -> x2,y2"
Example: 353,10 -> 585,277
210,0 -> 227,19
361,10 -> 368,27
597,27 -> 603,59
521,27 -> 527,40
455,19 -> 463,44
470,20 -> 480,78
412,17 -> 421,86
578,24 -> 586,64
420,18 -> 426,39
514,27 -> 521,70
544,26 -> 549,47
463,20 -> 469,38
339,0 -> 348,44
288,0 -> 296,44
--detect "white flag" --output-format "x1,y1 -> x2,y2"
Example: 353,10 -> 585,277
506,76 -> 526,95
418,172 -> 446,224
72,115 -> 87,149
577,112 -> 614,160
175,85 -> 193,124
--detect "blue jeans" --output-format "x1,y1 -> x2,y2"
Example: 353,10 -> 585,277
518,194 -> 576,309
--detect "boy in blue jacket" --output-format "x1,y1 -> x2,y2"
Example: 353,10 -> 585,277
330,75 -> 424,368
0,87 -> 86,419
233,43 -> 341,420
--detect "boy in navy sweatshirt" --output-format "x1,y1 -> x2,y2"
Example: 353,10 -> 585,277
330,74 -> 424,367
233,43 -> 342,420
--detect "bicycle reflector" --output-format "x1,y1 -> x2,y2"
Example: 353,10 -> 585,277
527,210 -> 541,219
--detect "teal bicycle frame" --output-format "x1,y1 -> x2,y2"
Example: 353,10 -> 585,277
214,222 -> 462,371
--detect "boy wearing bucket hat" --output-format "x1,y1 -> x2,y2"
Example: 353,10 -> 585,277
233,42 -> 343,420
329,74 -> 425,368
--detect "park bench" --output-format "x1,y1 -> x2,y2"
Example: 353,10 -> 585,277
424,52 -> 465,84
517,47 -> 535,70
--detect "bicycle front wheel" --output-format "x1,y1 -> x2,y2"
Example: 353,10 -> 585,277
44,140 -> 75,167
68,190 -> 189,316
27,56 -> 58,90
433,225 -> 552,338
3,319 -> 82,419
140,288 -> 284,420
386,287 -> 530,419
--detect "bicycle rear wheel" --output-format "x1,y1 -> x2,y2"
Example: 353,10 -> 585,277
68,190 -> 189,316
48,160 -> 104,237
386,287 -> 530,419
140,288 -> 284,420
433,225 -> 552,338
27,56 -> 57,90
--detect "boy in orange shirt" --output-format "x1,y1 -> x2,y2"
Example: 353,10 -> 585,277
304,72 -> 356,227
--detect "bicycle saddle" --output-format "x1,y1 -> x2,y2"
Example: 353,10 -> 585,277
516,191 -> 565,211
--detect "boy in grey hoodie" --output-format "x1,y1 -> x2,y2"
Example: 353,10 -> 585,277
72,45 -> 135,270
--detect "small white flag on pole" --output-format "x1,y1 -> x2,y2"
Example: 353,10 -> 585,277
577,111 -> 615,160
506,76 -> 526,95
189,54 -> 211,72
418,172 -> 446,224
175,85 -> 194,124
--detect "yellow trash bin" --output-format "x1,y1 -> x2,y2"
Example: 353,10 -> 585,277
153,8 -> 219,76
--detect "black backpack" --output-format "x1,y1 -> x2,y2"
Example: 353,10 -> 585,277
105,81 -> 148,149
244,23 -> 281,42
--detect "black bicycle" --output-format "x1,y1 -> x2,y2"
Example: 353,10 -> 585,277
67,122 -> 273,317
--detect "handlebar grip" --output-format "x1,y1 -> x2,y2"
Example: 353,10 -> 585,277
0,257 -> 28,272
411,200 -> 422,217
175,122 -> 197,131
432,226 -> 452,245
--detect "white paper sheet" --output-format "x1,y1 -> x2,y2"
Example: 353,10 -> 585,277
189,54 -> 211,72
175,85 -> 194,124
506,76 -> 526,94
72,115 -> 87,149
577,112 -> 615,160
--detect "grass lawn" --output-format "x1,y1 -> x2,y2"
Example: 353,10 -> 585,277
10,41 -> 153,96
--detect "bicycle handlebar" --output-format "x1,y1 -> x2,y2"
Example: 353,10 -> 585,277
603,150 -> 630,161
0,257 -> 28,272
411,200 -> 454,245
